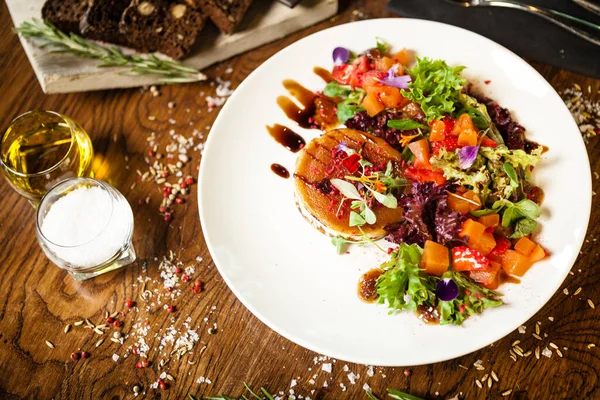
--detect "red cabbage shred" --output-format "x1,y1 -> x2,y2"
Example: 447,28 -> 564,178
385,182 -> 465,247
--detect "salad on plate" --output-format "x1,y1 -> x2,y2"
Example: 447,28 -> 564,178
292,39 -> 548,326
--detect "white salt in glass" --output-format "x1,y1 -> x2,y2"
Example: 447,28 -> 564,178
36,177 -> 135,280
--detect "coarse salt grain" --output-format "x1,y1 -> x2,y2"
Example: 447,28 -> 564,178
542,347 -> 553,358
322,363 -> 332,373
366,365 -> 374,377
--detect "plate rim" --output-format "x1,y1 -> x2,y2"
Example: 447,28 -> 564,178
198,17 -> 592,366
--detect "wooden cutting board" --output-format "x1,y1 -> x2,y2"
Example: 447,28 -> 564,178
6,0 -> 338,93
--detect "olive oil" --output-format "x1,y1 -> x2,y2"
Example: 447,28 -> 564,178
0,111 -> 94,203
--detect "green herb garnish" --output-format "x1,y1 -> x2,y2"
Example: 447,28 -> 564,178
323,81 -> 353,98
15,19 -> 206,84
387,119 -> 427,131
366,388 -> 425,400
401,57 -> 466,122
438,271 -> 503,325
376,37 -> 389,54
503,162 -> 519,189
204,382 -> 276,400
510,218 -> 537,239
337,89 -> 366,123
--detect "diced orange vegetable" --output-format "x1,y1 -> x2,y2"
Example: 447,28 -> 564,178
501,249 -> 533,277
467,261 -> 501,287
478,214 -> 500,228
377,86 -> 405,109
463,190 -> 482,212
374,56 -> 395,72
470,232 -> 496,256
408,139 -> 432,170
529,244 -> 547,262
362,91 -> 385,116
429,120 -> 446,142
452,114 -> 475,136
393,48 -> 414,66
421,240 -> 450,276
514,237 -> 536,257
458,128 -> 478,146
459,219 -> 486,244
448,193 -> 471,214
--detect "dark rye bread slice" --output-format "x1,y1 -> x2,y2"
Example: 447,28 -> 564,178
41,0 -> 88,34
198,0 -> 254,34
80,0 -> 131,46
120,0 -> 206,60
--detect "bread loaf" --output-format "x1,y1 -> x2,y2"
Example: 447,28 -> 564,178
120,0 -> 206,60
198,0 -> 254,34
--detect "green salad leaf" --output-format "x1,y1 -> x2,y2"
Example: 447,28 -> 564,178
438,271 -> 503,325
510,218 -> 537,239
458,93 -> 504,144
401,57 -> 466,122
337,89 -> 366,123
322,82 -> 366,123
430,148 -> 491,196
498,198 -> 540,227
387,119 -> 427,131
323,81 -> 353,97
376,244 -> 436,313
503,162 -> 519,189
376,37 -> 389,54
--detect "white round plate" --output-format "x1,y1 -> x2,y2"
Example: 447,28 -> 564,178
198,19 -> 591,366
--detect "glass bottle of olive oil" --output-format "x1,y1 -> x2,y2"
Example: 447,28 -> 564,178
0,111 -> 94,204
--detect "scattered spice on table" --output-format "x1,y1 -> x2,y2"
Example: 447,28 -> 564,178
561,84 -> 600,141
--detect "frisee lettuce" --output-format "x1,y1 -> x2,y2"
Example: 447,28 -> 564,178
376,244 -> 436,313
401,57 -> 466,122
438,271 -> 503,325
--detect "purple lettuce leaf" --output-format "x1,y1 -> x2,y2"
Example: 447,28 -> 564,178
385,182 -> 466,247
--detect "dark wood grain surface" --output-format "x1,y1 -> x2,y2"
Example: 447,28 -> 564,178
1,1 -> 599,399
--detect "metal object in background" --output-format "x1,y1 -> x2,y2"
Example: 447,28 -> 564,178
446,0 -> 600,46
573,0 -> 600,16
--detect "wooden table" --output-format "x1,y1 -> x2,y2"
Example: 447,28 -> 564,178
1,1 -> 599,399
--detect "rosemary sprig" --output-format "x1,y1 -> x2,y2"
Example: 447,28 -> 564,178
14,19 -> 206,84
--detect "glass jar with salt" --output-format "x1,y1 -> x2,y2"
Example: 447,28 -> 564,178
36,177 -> 135,280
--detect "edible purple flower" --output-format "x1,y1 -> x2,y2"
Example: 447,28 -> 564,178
436,278 -> 459,301
333,47 -> 350,65
380,65 -> 411,89
457,145 -> 480,169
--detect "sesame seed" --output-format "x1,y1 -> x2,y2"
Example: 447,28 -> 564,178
475,380 -> 483,389
588,299 -> 595,309
502,390 -> 513,396
535,324 -> 540,335
512,340 -> 521,347
549,342 -> 558,349
45,340 -> 55,348
588,343 -> 596,349
574,287 -> 582,295
557,349 -> 564,357
491,371 -> 499,382
535,346 -> 540,359
488,378 -> 492,388
459,365 -> 468,370
533,333 -> 543,340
